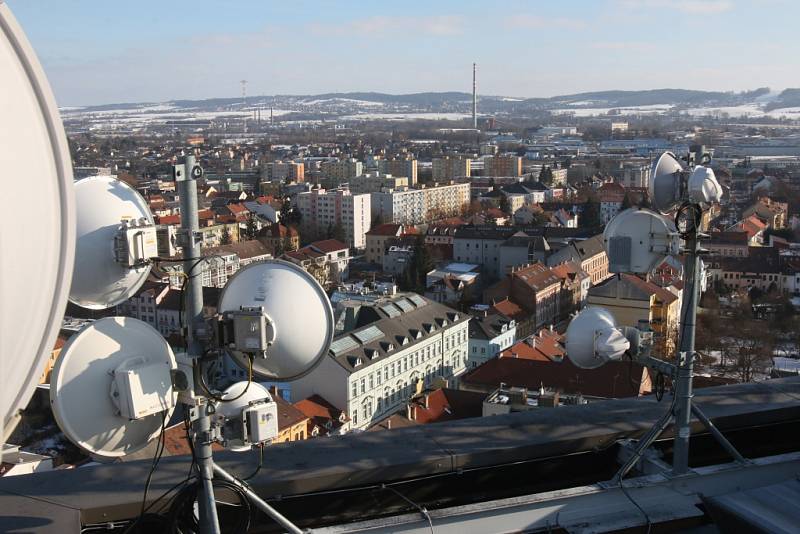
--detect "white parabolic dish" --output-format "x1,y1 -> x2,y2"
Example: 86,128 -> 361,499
218,382 -> 273,452
218,260 -> 335,381
649,151 -> 684,215
565,307 -> 629,370
50,317 -> 177,458
69,175 -> 154,309
0,4 -> 75,439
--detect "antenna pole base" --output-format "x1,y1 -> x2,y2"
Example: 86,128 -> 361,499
212,463 -> 304,534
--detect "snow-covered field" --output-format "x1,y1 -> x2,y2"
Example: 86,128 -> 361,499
551,104 -> 674,116
683,105 -> 800,119
340,112 -> 473,121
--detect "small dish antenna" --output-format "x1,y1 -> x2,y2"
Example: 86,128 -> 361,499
70,176 -> 157,309
217,260 -> 335,381
215,382 -> 278,452
565,307 -> 630,369
649,152 -> 684,214
50,317 -> 177,459
1,4 -> 75,439
603,208 -> 680,274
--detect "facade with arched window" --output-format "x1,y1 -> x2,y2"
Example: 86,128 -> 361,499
292,294 -> 470,431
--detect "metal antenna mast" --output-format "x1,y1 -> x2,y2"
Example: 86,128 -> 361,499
174,156 -> 303,534
240,80 -> 248,133
472,63 -> 477,129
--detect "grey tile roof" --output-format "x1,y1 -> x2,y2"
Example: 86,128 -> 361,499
328,294 -> 469,373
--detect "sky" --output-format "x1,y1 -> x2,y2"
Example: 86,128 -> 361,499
8,0 -> 800,107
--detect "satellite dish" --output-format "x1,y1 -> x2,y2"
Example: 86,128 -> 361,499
603,208 -> 679,274
649,152 -> 684,214
70,175 -> 155,309
216,382 -> 277,452
50,317 -> 177,459
687,166 -> 722,205
218,260 -> 334,381
0,4 -> 75,440
565,307 -> 629,369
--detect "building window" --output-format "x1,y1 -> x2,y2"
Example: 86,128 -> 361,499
369,374 -> 374,389
352,382 -> 357,398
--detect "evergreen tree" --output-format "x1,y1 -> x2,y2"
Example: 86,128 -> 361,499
621,193 -> 632,211
580,196 -> 602,228
243,214 -> 259,240
539,166 -> 553,186
409,235 -> 432,293
220,225 -> 232,245
499,194 -> 510,214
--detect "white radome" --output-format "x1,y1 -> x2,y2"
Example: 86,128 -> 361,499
218,260 -> 335,381
566,307 -> 630,370
49,317 -> 177,459
69,175 -> 154,309
0,3 -> 75,440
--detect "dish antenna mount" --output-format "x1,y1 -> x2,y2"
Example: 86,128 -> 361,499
567,149 -> 743,483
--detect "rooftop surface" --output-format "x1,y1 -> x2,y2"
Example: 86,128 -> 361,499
2,377 -> 799,532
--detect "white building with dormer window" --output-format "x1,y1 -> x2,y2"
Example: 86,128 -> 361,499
291,294 -> 470,431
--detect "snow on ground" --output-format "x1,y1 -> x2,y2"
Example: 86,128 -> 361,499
683,104 -> 800,119
773,357 -> 800,373
301,98 -> 384,107
340,112 -> 472,121
551,104 -> 674,116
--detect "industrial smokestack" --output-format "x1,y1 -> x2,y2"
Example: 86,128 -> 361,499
472,62 -> 477,129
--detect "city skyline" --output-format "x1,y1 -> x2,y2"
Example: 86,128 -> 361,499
9,0 -> 799,106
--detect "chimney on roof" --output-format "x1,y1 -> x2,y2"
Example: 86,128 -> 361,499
269,385 -> 280,399
387,418 -> 392,430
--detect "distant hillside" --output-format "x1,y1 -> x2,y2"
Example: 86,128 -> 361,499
765,88 -> 800,111
72,87 -> 787,117
543,88 -> 770,107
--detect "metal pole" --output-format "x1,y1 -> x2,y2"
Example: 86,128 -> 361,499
672,213 -> 700,475
691,403 -> 746,464
213,464 -> 304,534
176,155 -> 221,534
612,400 -> 674,483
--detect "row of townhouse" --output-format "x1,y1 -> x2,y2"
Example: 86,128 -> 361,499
291,294 -> 470,431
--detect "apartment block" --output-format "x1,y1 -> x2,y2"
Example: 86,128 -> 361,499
264,160 -> 305,183
320,159 -> 363,183
378,158 -> 418,185
348,173 -> 408,194
296,188 -> 371,248
432,157 -> 471,180
485,155 -> 522,177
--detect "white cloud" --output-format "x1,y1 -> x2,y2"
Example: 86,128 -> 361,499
309,15 -> 465,37
505,14 -> 587,30
617,0 -> 734,14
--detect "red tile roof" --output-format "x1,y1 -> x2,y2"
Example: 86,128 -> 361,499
462,357 -> 650,398
310,239 -> 349,253
408,388 -> 485,424
366,223 -> 402,237
294,395 -> 348,436
490,298 -> 525,320
157,214 -> 180,225
620,273 -> 678,304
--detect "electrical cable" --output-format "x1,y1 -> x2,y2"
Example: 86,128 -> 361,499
240,444 -> 264,482
122,411 -> 169,534
195,353 -> 253,403
619,482 -> 652,534
655,372 -> 665,402
381,484 -> 435,534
